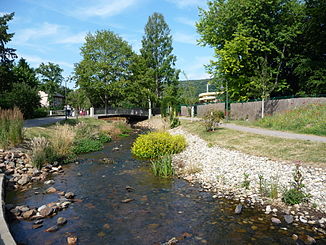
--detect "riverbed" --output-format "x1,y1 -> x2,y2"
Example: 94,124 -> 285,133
6,133 -> 326,244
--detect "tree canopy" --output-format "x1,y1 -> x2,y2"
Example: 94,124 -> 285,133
140,12 -> 180,102
196,0 -> 325,100
74,30 -> 135,109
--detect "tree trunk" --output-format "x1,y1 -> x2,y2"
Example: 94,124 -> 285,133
148,98 -> 152,119
105,94 -> 108,114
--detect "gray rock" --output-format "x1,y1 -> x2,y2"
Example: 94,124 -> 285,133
39,206 -> 53,217
17,175 -> 30,185
65,192 -> 75,199
57,217 -> 67,225
44,180 -> 54,185
271,217 -> 281,224
45,225 -> 58,232
235,204 -> 243,214
284,214 -> 294,224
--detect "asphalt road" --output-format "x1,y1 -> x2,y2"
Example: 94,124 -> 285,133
24,116 -> 66,128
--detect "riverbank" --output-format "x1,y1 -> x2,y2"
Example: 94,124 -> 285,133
170,127 -> 326,231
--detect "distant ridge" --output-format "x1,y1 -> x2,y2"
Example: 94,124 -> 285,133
179,78 -> 217,96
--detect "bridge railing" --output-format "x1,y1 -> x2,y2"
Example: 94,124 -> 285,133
94,107 -> 149,116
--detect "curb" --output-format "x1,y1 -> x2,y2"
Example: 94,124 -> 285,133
0,174 -> 16,245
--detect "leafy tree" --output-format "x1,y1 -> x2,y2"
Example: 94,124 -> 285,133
13,58 -> 39,88
124,54 -> 156,108
291,0 -> 326,95
67,89 -> 91,119
0,12 -> 16,96
7,82 -> 40,118
74,30 -> 135,111
140,12 -> 180,102
36,62 -> 64,107
197,0 -> 303,102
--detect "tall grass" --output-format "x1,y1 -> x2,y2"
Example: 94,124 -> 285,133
0,107 -> 24,149
255,104 -> 326,136
50,124 -> 75,159
150,155 -> 174,177
30,137 -> 56,169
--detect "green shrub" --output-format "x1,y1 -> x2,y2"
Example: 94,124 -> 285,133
151,155 -> 174,177
282,188 -> 309,205
116,122 -> 132,134
0,107 -> 24,149
97,132 -> 112,143
73,138 -> 103,154
203,110 -> 224,131
131,132 -> 186,159
32,107 -> 48,118
169,115 -> 180,129
74,122 -> 96,139
282,164 -> 310,205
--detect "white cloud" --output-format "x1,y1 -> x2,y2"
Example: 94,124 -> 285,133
14,22 -> 62,44
174,32 -> 198,45
17,53 -> 74,69
72,0 -> 138,18
181,56 -> 212,80
56,32 -> 86,44
166,0 -> 204,8
175,17 -> 195,27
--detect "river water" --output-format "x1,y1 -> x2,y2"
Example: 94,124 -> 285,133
6,133 -> 326,244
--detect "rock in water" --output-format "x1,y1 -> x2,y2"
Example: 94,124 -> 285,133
121,198 -> 134,203
22,209 -> 35,219
57,217 -> 67,226
284,214 -> 294,224
46,187 -> 57,193
304,235 -> 316,245
235,204 -> 243,214
39,206 -> 53,217
271,217 -> 281,224
45,225 -> 58,232
44,180 -> 54,185
65,192 -> 75,199
67,236 -> 77,245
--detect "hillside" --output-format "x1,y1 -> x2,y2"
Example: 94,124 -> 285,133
179,79 -> 218,96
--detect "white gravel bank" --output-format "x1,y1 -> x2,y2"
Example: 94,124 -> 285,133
170,127 -> 326,215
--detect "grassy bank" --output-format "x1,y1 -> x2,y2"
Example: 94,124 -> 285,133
181,120 -> 326,168
230,104 -> 326,136
25,118 -> 132,168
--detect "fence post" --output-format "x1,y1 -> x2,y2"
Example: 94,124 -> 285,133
90,107 -> 94,117
49,110 -> 53,116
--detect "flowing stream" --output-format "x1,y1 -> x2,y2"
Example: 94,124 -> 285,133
6,133 -> 326,244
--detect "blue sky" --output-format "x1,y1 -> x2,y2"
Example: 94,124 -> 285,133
2,0 -> 214,88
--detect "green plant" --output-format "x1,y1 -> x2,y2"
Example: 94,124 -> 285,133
282,163 -> 310,205
203,110 -> 224,132
241,173 -> 250,189
131,132 -> 186,159
30,137 -> 56,169
150,155 -> 174,177
169,115 -> 180,129
50,124 -> 75,159
0,107 -> 24,149
32,107 -> 48,118
73,138 -> 103,154
116,122 -> 132,134
97,132 -> 112,143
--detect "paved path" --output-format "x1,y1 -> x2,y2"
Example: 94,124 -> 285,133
24,116 -> 66,128
178,117 -> 326,143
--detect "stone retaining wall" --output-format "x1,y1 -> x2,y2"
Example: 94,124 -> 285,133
0,174 -> 16,245
180,97 -> 326,120
231,97 -> 326,121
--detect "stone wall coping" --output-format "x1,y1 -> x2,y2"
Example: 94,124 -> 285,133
0,174 -> 16,245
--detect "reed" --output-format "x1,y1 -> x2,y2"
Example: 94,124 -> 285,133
0,107 -> 24,149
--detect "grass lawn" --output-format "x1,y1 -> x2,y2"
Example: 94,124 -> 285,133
229,103 -> 326,136
180,120 -> 326,168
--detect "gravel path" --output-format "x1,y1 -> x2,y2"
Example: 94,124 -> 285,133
170,127 -> 326,215
178,117 -> 326,143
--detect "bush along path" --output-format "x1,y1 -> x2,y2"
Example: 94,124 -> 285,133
170,127 -> 326,242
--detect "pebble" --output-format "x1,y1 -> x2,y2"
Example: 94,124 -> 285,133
271,217 -> 282,224
234,204 -> 242,214
57,217 -> 67,226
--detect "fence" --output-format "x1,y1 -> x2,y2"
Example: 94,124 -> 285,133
180,96 -> 326,120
